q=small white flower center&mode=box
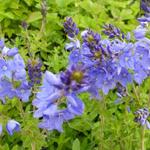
[2,65,7,71]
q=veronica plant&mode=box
[1,2,150,147]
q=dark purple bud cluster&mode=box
[21,21,28,30]
[134,108,150,128]
[140,0,150,13]
[27,59,42,87]
[82,29,101,50]
[102,24,125,39]
[138,0,150,23]
[116,83,127,98]
[63,17,79,38]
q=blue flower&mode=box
[0,79,16,103]
[69,49,82,64]
[37,93,84,132]
[6,120,20,135]
[134,25,147,40]
[16,81,31,102]
[7,48,18,57]
[33,70,85,131]
[60,64,90,92]
[1,46,18,57]
[0,48,31,103]
[65,38,80,51]
[134,64,147,84]
[115,68,133,87]
[138,15,150,23]
[0,59,12,79]
[134,41,150,70]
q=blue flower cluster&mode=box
[67,19,150,96]
[32,14,150,132]
[0,40,31,103]
[2,0,150,134]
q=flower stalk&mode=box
[141,126,145,150]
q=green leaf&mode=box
[0,11,15,20]
[12,145,19,150]
[27,12,42,23]
[56,0,74,7]
[23,0,33,6]
[72,138,80,150]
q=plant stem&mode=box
[132,84,140,106]
[141,126,145,150]
[99,96,105,150]
[31,142,36,150]
[40,0,47,37]
[18,99,25,118]
[25,28,33,58]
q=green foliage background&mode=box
[1,0,150,150]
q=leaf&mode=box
[26,12,42,23]
[0,12,15,20]
[12,145,19,150]
[23,0,33,6]
[120,9,134,20]
[56,0,74,7]
[72,138,80,150]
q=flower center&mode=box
[71,71,83,83]
[87,35,94,43]
[2,65,7,71]
[94,51,101,59]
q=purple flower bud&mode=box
[140,0,150,13]
[102,24,125,40]
[21,21,28,30]
[63,17,79,38]
[27,58,42,87]
[6,120,20,135]
[134,108,150,129]
[82,29,101,50]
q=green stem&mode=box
[141,126,145,150]
[31,142,36,150]
[40,0,47,37]
[25,29,33,58]
[99,96,105,150]
[18,99,25,118]
[132,84,140,106]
